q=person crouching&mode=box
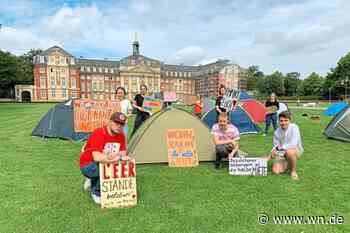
[211,112,240,169]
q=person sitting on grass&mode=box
[79,112,127,204]
[211,112,240,169]
[264,111,303,180]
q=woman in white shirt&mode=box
[116,87,132,140]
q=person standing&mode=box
[215,85,226,121]
[131,84,150,136]
[116,87,132,140]
[264,93,279,135]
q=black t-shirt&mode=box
[215,96,227,113]
[134,94,148,116]
[265,100,279,114]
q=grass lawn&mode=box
[0,103,349,233]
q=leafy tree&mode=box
[300,72,324,96]
[247,65,264,91]
[284,72,300,96]
[260,71,284,96]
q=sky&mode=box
[1,0,350,78]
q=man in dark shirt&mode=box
[264,93,279,135]
[131,84,150,136]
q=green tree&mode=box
[300,72,324,96]
[284,72,300,96]
[247,65,264,91]
[260,71,284,96]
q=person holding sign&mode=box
[263,93,279,135]
[116,87,132,140]
[79,112,127,204]
[211,113,240,169]
[131,84,150,136]
[264,111,303,180]
[215,85,227,122]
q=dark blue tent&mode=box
[202,106,261,134]
[31,100,89,141]
[324,102,348,116]
[238,91,252,101]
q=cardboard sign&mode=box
[266,106,278,114]
[164,91,177,102]
[143,96,163,115]
[166,129,199,167]
[229,157,267,176]
[73,100,121,132]
[220,88,240,111]
[99,159,137,208]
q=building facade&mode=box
[16,39,248,103]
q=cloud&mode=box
[169,46,206,65]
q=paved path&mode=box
[288,106,327,110]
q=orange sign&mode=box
[73,100,121,132]
[166,129,198,167]
[99,159,137,208]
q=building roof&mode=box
[41,46,73,57]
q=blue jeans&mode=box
[81,162,100,196]
[265,113,278,134]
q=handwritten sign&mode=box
[143,96,163,115]
[220,88,239,111]
[266,106,278,114]
[166,129,199,167]
[99,159,137,208]
[229,157,267,176]
[164,91,177,102]
[73,100,121,132]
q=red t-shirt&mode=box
[194,101,202,113]
[79,126,126,168]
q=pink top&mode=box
[211,123,240,141]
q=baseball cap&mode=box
[110,112,127,125]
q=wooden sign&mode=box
[166,129,199,167]
[99,159,137,208]
[73,100,121,132]
[220,88,239,111]
[143,96,163,115]
[229,157,267,176]
[164,91,177,102]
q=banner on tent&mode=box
[99,158,137,208]
[166,129,199,167]
[229,157,267,176]
[164,91,177,102]
[220,88,239,111]
[73,100,121,132]
[143,97,163,115]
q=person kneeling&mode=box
[79,112,127,204]
[211,113,240,169]
[264,111,303,180]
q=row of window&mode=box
[41,89,77,98]
[80,66,116,74]
[164,71,192,78]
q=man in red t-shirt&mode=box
[80,112,127,204]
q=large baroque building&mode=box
[15,39,248,103]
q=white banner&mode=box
[229,157,267,176]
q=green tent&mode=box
[324,106,350,142]
[128,107,216,164]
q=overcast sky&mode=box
[1,0,350,78]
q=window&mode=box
[51,78,55,87]
[62,78,66,87]
[40,90,46,98]
[40,76,46,87]
[111,68,114,74]
[81,83,86,91]
[51,89,56,97]
[62,89,67,98]
[60,57,65,64]
[93,67,96,72]
[80,66,85,72]
[87,66,90,72]
[71,78,76,88]
[105,67,108,73]
[99,67,102,73]
[99,81,104,91]
[55,56,59,65]
[72,90,77,98]
[175,72,178,77]
[40,68,45,73]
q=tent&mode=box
[324,102,348,116]
[238,91,252,100]
[202,107,261,134]
[277,102,289,115]
[128,107,216,163]
[31,100,89,141]
[324,106,350,142]
[241,100,266,123]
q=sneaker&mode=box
[83,178,91,192]
[91,192,101,204]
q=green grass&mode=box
[0,103,349,233]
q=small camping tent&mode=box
[202,107,261,134]
[241,100,266,123]
[31,100,89,141]
[128,107,216,163]
[277,102,289,115]
[324,102,348,116]
[324,106,350,142]
[238,91,252,100]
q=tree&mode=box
[284,72,300,96]
[20,48,43,84]
[247,65,264,91]
[300,72,324,96]
[259,71,284,96]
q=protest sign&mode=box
[266,106,278,114]
[143,96,163,115]
[229,157,267,176]
[99,158,137,208]
[73,100,121,132]
[164,91,177,102]
[166,129,199,167]
[220,88,240,111]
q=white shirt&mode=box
[120,99,132,116]
[273,123,304,154]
